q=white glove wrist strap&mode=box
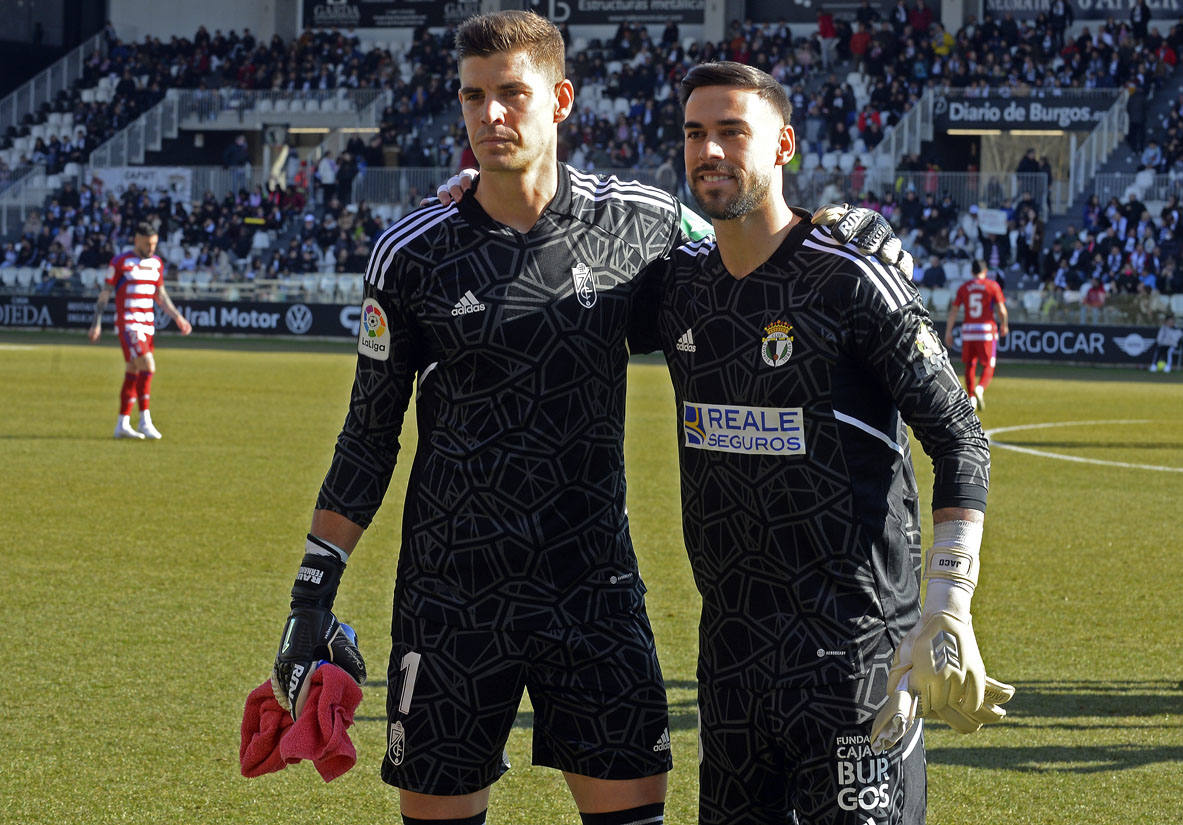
[922,519,982,618]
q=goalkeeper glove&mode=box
[272,535,366,719]
[811,203,915,281]
[869,520,1014,752]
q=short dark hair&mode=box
[972,259,987,276]
[455,11,564,84]
[134,221,157,237]
[679,61,793,125]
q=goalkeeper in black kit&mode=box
[629,62,1015,824]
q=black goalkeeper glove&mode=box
[272,535,366,719]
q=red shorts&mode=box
[118,327,155,362]
[961,338,996,366]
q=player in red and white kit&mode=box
[88,222,192,439]
[944,259,1008,411]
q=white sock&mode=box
[140,410,153,425]
[118,414,131,427]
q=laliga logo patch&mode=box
[358,298,390,361]
[388,720,406,766]
[761,319,794,367]
[572,262,597,309]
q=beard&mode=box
[689,163,771,220]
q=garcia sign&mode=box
[303,0,482,29]
[934,92,1119,130]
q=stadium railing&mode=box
[1093,171,1183,207]
[88,92,180,168]
[783,168,1048,220]
[0,31,107,135]
[0,165,51,237]
[867,86,934,175]
[173,89,390,131]
[1068,89,1131,206]
[349,166,666,207]
[87,90,391,170]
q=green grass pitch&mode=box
[1,329,1181,824]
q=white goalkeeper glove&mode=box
[811,203,915,281]
[869,520,1015,753]
[427,168,478,206]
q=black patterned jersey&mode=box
[316,164,689,630]
[640,212,990,689]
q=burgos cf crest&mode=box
[761,320,794,367]
[572,262,597,309]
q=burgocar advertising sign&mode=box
[940,321,1164,364]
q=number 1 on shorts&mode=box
[397,651,422,714]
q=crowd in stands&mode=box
[4,4,1183,317]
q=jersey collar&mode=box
[705,206,815,279]
[457,162,572,233]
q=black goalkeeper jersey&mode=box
[316,164,689,630]
[640,212,990,689]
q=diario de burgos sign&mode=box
[934,93,1119,130]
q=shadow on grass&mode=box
[928,743,1183,773]
[997,440,1183,450]
[1004,679,1183,720]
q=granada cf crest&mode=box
[388,720,406,766]
[572,262,597,308]
[761,320,794,366]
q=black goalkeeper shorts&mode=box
[697,661,927,825]
[381,608,672,796]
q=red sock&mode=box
[964,361,978,395]
[979,363,996,390]
[136,371,153,412]
[119,373,136,416]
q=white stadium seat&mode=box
[929,288,952,312]
[838,153,856,173]
[1021,290,1043,316]
[318,275,337,299]
[801,152,820,172]
[820,152,838,171]
[1170,293,1183,315]
[0,268,17,288]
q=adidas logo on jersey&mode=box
[676,329,696,352]
[451,290,486,316]
[652,728,671,752]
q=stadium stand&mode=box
[2,10,1182,324]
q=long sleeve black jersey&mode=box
[639,213,990,689]
[316,164,690,630]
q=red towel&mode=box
[239,663,363,782]
[239,680,294,777]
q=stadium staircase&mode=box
[1044,62,1183,245]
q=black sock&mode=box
[402,812,487,825]
[579,802,664,825]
